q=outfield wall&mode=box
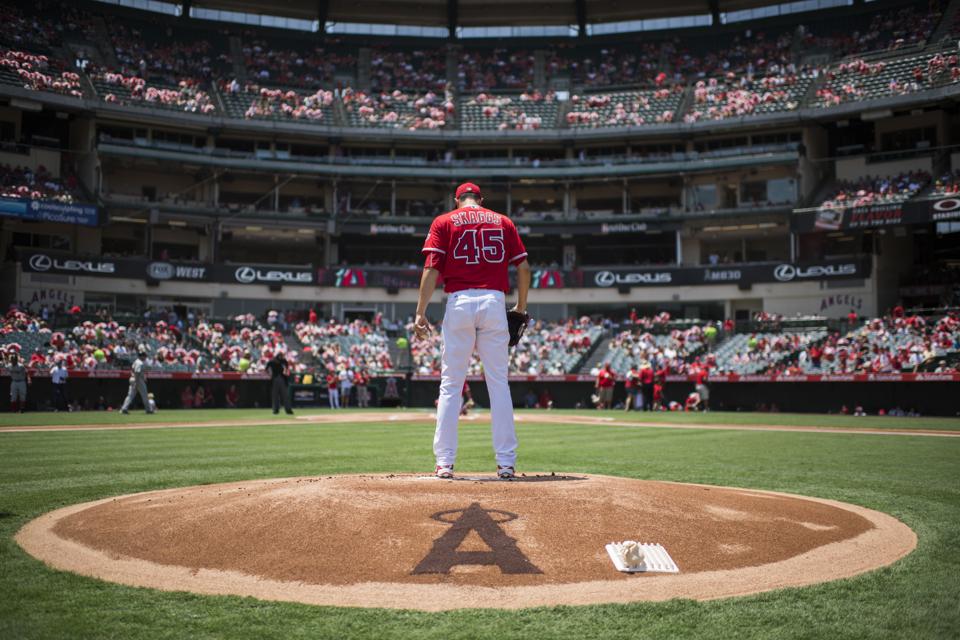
[3,376,958,417]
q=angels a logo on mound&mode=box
[412,503,542,575]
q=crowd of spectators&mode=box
[794,312,960,374]
[818,171,931,210]
[0,164,79,202]
[599,324,707,376]
[97,70,215,113]
[294,317,393,375]
[456,48,535,92]
[371,47,446,93]
[810,1,945,57]
[342,87,454,130]
[109,22,230,83]
[931,169,960,196]
[684,70,810,122]
[223,80,334,120]
[241,38,354,88]
[191,314,298,374]
[410,318,600,376]
[466,90,555,130]
[0,1,97,51]
[0,49,82,97]
[566,89,679,127]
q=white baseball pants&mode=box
[328,388,340,409]
[434,289,517,468]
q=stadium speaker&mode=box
[617,285,631,295]
[387,286,399,295]
[269,284,283,292]
[738,282,752,291]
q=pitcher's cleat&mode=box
[497,465,515,479]
[435,465,454,479]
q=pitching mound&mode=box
[16,474,915,610]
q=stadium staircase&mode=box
[285,333,313,366]
[90,16,119,68]
[555,99,572,128]
[577,333,612,374]
[675,85,695,123]
[929,0,960,44]
[227,35,246,81]
[331,98,348,127]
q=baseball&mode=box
[620,541,644,568]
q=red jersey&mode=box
[422,204,527,293]
[597,368,615,388]
[639,366,654,385]
[694,366,709,385]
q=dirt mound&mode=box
[16,474,916,610]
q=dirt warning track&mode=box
[16,474,916,611]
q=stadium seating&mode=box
[816,53,960,107]
[460,91,559,131]
[219,81,334,121]
[566,88,684,128]
[711,330,829,375]
[90,69,216,113]
[0,164,81,202]
[241,36,355,88]
[598,326,707,375]
[294,319,394,374]
[411,319,601,375]
[0,49,83,97]
[371,46,447,93]
[818,172,931,210]
[796,314,960,374]
[341,87,454,130]
[684,72,816,122]
[456,47,535,92]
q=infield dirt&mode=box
[16,474,916,610]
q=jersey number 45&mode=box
[453,228,505,264]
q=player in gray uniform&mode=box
[121,345,153,414]
[8,353,29,413]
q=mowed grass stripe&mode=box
[2,408,959,431]
[0,418,958,640]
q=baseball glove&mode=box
[507,310,530,347]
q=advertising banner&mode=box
[0,198,98,226]
[792,196,960,232]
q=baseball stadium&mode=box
[1,0,959,637]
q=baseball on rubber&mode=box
[619,541,645,568]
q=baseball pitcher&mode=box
[414,182,531,479]
[121,345,153,414]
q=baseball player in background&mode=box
[121,345,153,414]
[8,353,30,413]
[414,182,531,480]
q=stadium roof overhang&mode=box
[190,0,786,28]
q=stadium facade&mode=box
[0,0,958,323]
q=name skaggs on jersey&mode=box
[450,210,502,227]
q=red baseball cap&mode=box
[455,182,482,199]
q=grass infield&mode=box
[0,409,958,639]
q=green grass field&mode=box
[1,409,959,639]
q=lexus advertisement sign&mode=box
[21,252,314,286]
[20,252,869,289]
[583,257,870,288]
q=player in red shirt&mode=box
[413,182,531,480]
[693,363,709,412]
[595,363,616,409]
